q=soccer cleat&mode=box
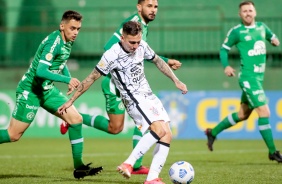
[131,166,149,175]
[269,150,282,163]
[117,163,133,179]
[60,121,69,135]
[144,178,165,184]
[73,163,103,179]
[205,128,216,151]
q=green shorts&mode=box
[101,76,125,114]
[239,77,267,109]
[12,85,69,123]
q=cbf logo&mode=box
[160,92,188,138]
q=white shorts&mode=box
[124,93,170,134]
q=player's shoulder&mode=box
[123,13,141,23]
[41,30,62,46]
[104,42,121,58]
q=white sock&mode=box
[124,131,159,166]
[146,142,170,181]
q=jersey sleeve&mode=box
[221,27,239,51]
[261,22,276,42]
[96,50,117,76]
[142,41,155,60]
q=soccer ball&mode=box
[168,161,195,184]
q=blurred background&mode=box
[0,0,281,139]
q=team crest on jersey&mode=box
[118,102,125,110]
[45,53,53,61]
[26,112,35,120]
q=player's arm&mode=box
[263,22,280,46]
[58,68,102,114]
[62,64,71,77]
[36,62,71,84]
[152,54,187,94]
[220,28,239,77]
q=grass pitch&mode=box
[0,138,281,184]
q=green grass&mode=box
[0,138,282,184]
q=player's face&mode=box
[121,33,142,53]
[239,4,256,26]
[60,19,82,42]
[137,0,158,23]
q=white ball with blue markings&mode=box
[169,161,195,184]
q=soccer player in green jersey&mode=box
[205,1,282,163]
[60,0,182,174]
[0,10,103,178]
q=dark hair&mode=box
[239,1,255,8]
[122,21,142,36]
[61,10,83,22]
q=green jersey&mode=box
[18,30,72,91]
[103,13,168,62]
[221,22,275,80]
[104,13,148,50]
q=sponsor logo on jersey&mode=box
[45,53,53,61]
[253,63,265,73]
[244,35,252,41]
[50,36,60,53]
[252,89,264,95]
[248,41,266,56]
[26,104,39,110]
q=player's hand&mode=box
[224,66,236,77]
[67,85,75,95]
[271,38,280,46]
[175,81,188,94]
[69,78,80,89]
[58,100,73,115]
[168,59,182,70]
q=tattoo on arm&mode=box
[153,55,179,82]
[70,69,101,101]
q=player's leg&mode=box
[255,104,282,162]
[0,89,39,144]
[145,122,171,184]
[205,90,252,151]
[44,87,103,178]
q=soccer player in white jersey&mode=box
[60,0,181,174]
[205,1,282,163]
[58,21,187,184]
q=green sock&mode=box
[68,123,84,169]
[133,126,144,169]
[212,113,240,137]
[80,113,109,133]
[0,129,11,144]
[93,115,109,133]
[258,117,276,154]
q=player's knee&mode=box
[68,114,83,124]
[9,132,22,142]
[108,124,123,134]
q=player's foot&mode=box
[73,163,103,179]
[60,121,69,135]
[205,128,216,151]
[144,178,165,184]
[131,166,149,175]
[269,150,282,163]
[117,163,133,179]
